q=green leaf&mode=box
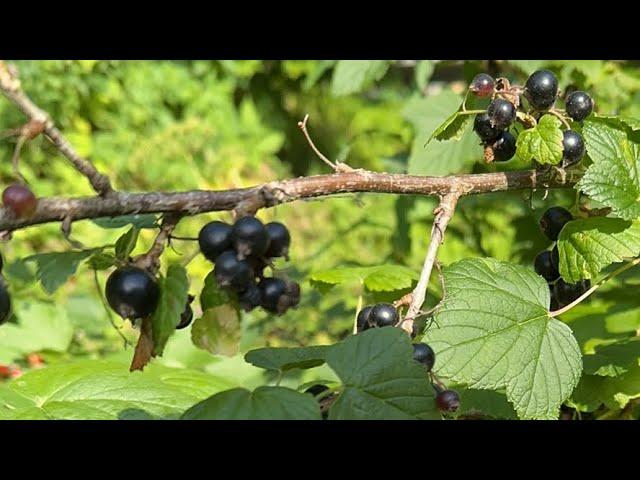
[200,270,230,311]
[557,217,640,283]
[572,363,640,412]
[330,60,390,97]
[182,386,322,420]
[594,113,640,132]
[583,338,640,377]
[414,60,434,92]
[191,305,241,357]
[515,114,564,165]
[244,346,330,372]
[403,91,481,176]
[86,252,116,271]
[0,359,233,420]
[23,250,94,294]
[92,214,159,229]
[115,226,139,260]
[0,301,74,363]
[424,258,582,419]
[426,96,480,144]
[326,328,440,420]
[453,387,517,419]
[151,264,189,356]
[309,264,419,292]
[578,121,640,220]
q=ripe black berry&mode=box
[565,91,593,122]
[492,131,517,162]
[105,266,160,320]
[259,277,287,314]
[525,70,559,110]
[469,73,494,97]
[2,184,37,218]
[562,130,585,167]
[177,305,193,330]
[238,284,262,312]
[473,113,501,143]
[554,279,591,308]
[0,282,11,325]
[435,389,461,413]
[356,305,373,333]
[214,250,254,291]
[0,251,4,274]
[231,216,269,259]
[412,343,435,372]
[539,207,573,241]
[487,99,516,130]
[551,245,560,271]
[534,250,560,282]
[369,303,398,328]
[264,222,291,259]
[198,221,232,263]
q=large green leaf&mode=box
[191,305,241,357]
[424,258,582,420]
[326,328,440,420]
[557,217,640,283]
[245,346,330,372]
[572,363,640,412]
[200,270,230,311]
[578,121,640,220]
[0,301,74,363]
[23,250,94,294]
[515,114,563,165]
[453,387,517,419]
[0,359,233,420]
[151,264,189,356]
[330,60,390,97]
[181,386,322,420]
[309,264,419,292]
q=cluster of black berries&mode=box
[355,303,459,414]
[199,216,300,315]
[471,69,593,165]
[534,207,590,310]
[0,253,11,326]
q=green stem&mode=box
[456,109,485,116]
[549,257,640,318]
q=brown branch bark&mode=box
[0,61,113,196]
[0,169,578,232]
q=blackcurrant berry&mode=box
[105,266,160,320]
[412,343,436,372]
[525,70,559,110]
[550,294,560,311]
[0,251,4,274]
[492,131,517,162]
[469,73,495,97]
[473,113,501,143]
[232,216,269,259]
[198,221,232,263]
[259,277,287,313]
[177,305,193,330]
[554,279,591,307]
[534,250,560,282]
[238,284,262,312]
[2,184,37,218]
[0,282,11,325]
[487,99,516,130]
[369,303,399,328]
[435,389,461,413]
[264,222,291,259]
[305,384,329,397]
[214,251,254,291]
[565,91,593,122]
[562,130,585,167]
[539,207,573,241]
[246,256,268,279]
[551,245,560,271]
[356,305,373,333]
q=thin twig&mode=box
[549,257,640,317]
[0,61,113,196]
[401,189,462,334]
[133,213,183,274]
[297,114,356,173]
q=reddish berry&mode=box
[2,184,37,218]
